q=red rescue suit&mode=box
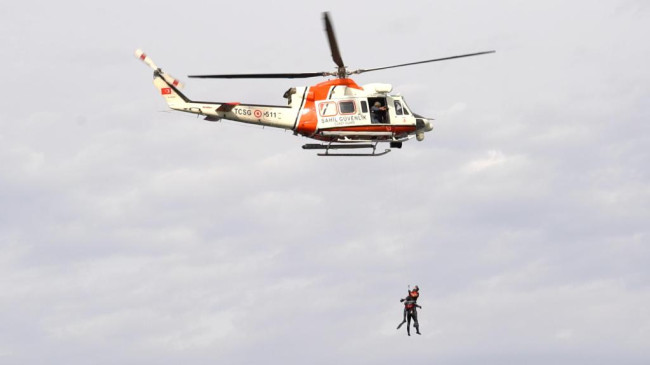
[397,288,421,336]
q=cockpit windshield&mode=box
[399,97,412,115]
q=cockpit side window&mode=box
[361,100,368,113]
[401,97,411,115]
[394,100,404,116]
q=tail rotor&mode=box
[135,49,185,89]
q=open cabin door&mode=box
[368,97,389,124]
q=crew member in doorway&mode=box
[371,101,387,123]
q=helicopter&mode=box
[136,12,494,156]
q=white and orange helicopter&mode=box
[136,12,494,156]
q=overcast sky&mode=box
[1,0,649,364]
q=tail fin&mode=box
[152,74,191,109]
[135,49,191,109]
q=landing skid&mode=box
[302,142,391,157]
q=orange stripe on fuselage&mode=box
[295,78,362,137]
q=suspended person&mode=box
[397,285,421,336]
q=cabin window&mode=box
[339,100,356,114]
[361,100,368,113]
[394,100,404,116]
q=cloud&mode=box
[462,149,512,173]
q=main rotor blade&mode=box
[188,72,328,79]
[355,50,496,74]
[323,12,345,68]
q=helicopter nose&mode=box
[416,118,433,132]
[415,118,433,141]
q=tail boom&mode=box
[138,50,296,130]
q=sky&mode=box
[1,0,649,364]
